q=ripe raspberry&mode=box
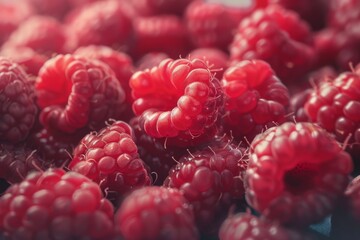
[0,47,48,76]
[304,67,360,154]
[73,45,135,105]
[219,213,313,240]
[135,52,169,71]
[130,58,224,147]
[0,0,34,46]
[184,1,243,51]
[35,54,126,135]
[130,0,194,16]
[331,175,360,240]
[230,5,316,80]
[116,186,199,240]
[0,144,44,184]
[245,122,353,227]
[131,15,191,60]
[68,120,151,202]
[221,60,289,142]
[0,57,37,144]
[164,140,248,234]
[328,0,360,29]
[130,116,187,185]
[188,48,229,80]
[65,0,133,51]
[0,168,115,239]
[1,16,67,57]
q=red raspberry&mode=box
[164,140,248,234]
[65,0,133,52]
[131,15,191,60]
[328,0,360,29]
[0,57,37,144]
[35,54,126,135]
[0,0,34,46]
[0,168,115,239]
[130,0,194,16]
[221,60,290,142]
[130,58,224,147]
[115,186,199,240]
[135,52,170,71]
[245,122,353,227]
[219,213,313,240]
[0,144,44,184]
[130,116,187,185]
[304,67,360,154]
[184,1,244,51]
[73,45,135,105]
[230,5,316,81]
[68,120,151,202]
[188,48,229,79]
[331,175,360,240]
[0,47,48,76]
[2,16,67,57]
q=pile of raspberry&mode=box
[1,0,360,239]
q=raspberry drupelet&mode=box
[130,57,224,147]
[0,169,115,239]
[245,122,353,227]
[221,59,290,142]
[115,186,199,240]
[35,54,126,135]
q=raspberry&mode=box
[328,0,360,29]
[130,116,187,185]
[331,175,360,240]
[188,48,229,80]
[230,5,316,80]
[0,57,37,144]
[245,122,353,227]
[68,120,151,203]
[304,67,360,154]
[65,0,133,51]
[115,186,199,240]
[131,15,191,60]
[0,168,115,239]
[164,139,248,234]
[0,0,34,46]
[73,45,135,105]
[1,16,67,57]
[184,1,242,51]
[221,60,290,142]
[35,54,126,135]
[0,47,48,76]
[219,213,313,240]
[0,144,44,184]
[130,58,224,147]
[135,52,169,71]
[130,0,194,16]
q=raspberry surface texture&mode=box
[0,57,37,144]
[245,122,353,227]
[0,169,115,239]
[35,54,126,135]
[115,186,199,240]
[130,57,224,147]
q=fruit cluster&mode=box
[0,0,360,239]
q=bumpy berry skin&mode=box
[2,16,67,57]
[245,122,353,227]
[230,5,316,80]
[0,57,37,144]
[0,144,44,184]
[130,0,194,16]
[131,15,190,60]
[184,1,242,51]
[130,58,223,147]
[219,213,312,240]
[68,121,151,201]
[0,169,115,239]
[115,186,199,240]
[221,60,289,142]
[35,54,126,135]
[304,68,360,151]
[65,0,133,51]
[164,140,248,234]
